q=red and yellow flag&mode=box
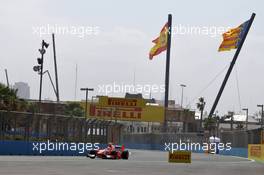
[218,20,249,52]
[149,23,168,60]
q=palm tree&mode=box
[197,97,206,131]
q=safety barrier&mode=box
[0,140,106,156]
[0,141,248,157]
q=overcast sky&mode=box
[0,0,263,115]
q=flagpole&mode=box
[208,13,256,119]
[52,33,60,102]
[163,14,172,132]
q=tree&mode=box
[253,111,262,123]
[204,117,217,131]
[0,83,32,112]
[236,123,244,130]
[27,102,38,113]
[64,102,84,117]
[0,83,18,111]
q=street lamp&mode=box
[180,84,186,108]
[257,104,263,129]
[242,108,248,130]
[33,40,49,102]
[80,88,94,118]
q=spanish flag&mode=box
[218,20,249,52]
[149,22,168,60]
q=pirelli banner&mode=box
[81,96,164,123]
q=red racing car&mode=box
[87,144,129,160]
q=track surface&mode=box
[0,150,263,175]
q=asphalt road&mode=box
[0,150,263,175]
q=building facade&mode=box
[13,82,30,99]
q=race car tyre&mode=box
[121,151,129,160]
[110,151,118,159]
[87,150,97,159]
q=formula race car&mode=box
[87,144,129,160]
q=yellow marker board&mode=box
[168,151,191,163]
[248,144,264,161]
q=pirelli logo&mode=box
[168,151,191,163]
[248,144,264,161]
[108,98,138,107]
[250,145,261,157]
